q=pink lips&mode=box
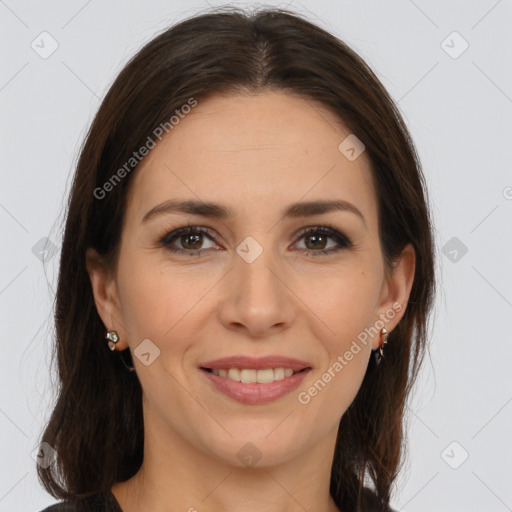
[199,355,312,405]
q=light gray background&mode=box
[1,1,511,511]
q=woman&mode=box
[37,6,436,512]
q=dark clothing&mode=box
[39,488,395,511]
[40,492,122,512]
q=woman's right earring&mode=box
[105,330,119,351]
[105,330,136,372]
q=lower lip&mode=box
[200,368,311,405]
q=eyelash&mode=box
[157,223,353,258]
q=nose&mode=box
[217,242,296,338]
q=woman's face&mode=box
[87,90,414,468]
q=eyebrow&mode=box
[141,198,367,228]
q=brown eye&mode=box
[294,226,352,257]
[160,227,218,254]
[304,232,329,250]
[180,233,203,250]
[159,224,352,258]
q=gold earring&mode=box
[379,327,389,357]
[372,327,389,366]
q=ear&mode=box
[85,247,129,350]
[373,243,416,350]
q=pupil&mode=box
[306,234,326,250]
[183,234,201,250]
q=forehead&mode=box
[124,90,378,230]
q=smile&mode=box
[203,367,303,382]
[199,367,311,405]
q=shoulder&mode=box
[38,491,122,512]
[39,504,79,512]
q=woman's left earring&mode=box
[372,327,389,366]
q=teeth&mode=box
[210,367,300,383]
[240,369,257,383]
[274,368,285,380]
[227,368,240,381]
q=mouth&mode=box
[198,356,312,404]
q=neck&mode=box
[111,402,341,512]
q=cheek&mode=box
[302,264,381,339]
[116,251,216,343]
[303,266,380,395]
[298,278,376,418]
[318,349,369,425]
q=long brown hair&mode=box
[38,7,436,511]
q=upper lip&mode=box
[200,355,312,371]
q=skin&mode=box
[86,90,415,512]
